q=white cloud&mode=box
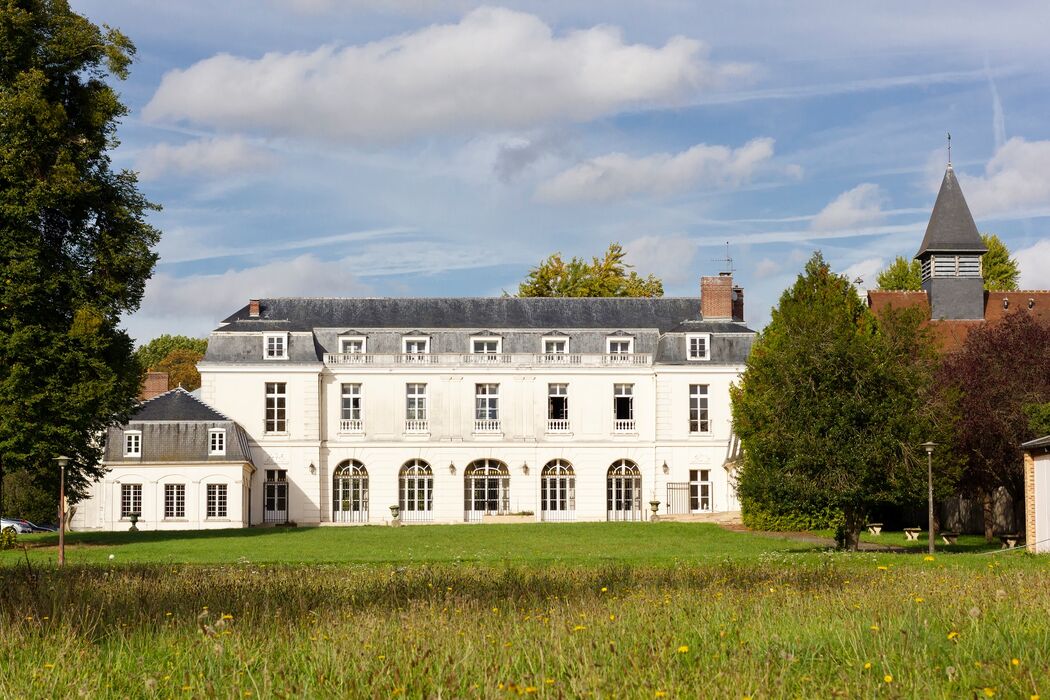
[1016,239,1050,290]
[754,258,781,278]
[136,136,275,180]
[623,235,697,286]
[958,138,1050,218]
[142,7,750,142]
[535,138,777,203]
[810,183,885,232]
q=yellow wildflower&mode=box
[655,692,667,698]
[525,687,537,694]
[877,565,888,571]
[601,587,608,593]
[984,689,996,697]
[870,624,879,631]
[863,662,872,670]
[884,674,893,683]
[914,597,924,603]
[923,555,935,561]
[677,645,689,653]
[573,625,586,631]
[947,631,959,640]
[1011,658,1020,666]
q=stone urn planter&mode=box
[128,513,140,532]
[649,500,661,522]
[389,504,401,526]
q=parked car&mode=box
[1,517,35,534]
[27,522,57,532]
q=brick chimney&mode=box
[732,285,745,322]
[249,299,260,318]
[141,371,169,400]
[701,273,734,320]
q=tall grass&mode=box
[2,556,1048,698]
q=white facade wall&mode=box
[199,356,745,525]
[71,463,252,531]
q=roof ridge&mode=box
[133,387,232,422]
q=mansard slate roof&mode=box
[104,389,254,465]
[218,297,715,333]
[915,165,987,259]
[131,387,229,421]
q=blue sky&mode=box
[71,1,1050,341]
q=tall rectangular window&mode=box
[689,384,710,433]
[120,484,142,518]
[341,383,362,420]
[475,383,499,420]
[548,383,568,420]
[206,483,228,518]
[406,383,427,421]
[124,431,141,457]
[613,384,634,420]
[164,483,186,519]
[265,382,287,433]
[208,429,226,455]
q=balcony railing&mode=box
[474,418,501,433]
[339,418,363,433]
[547,419,570,433]
[405,419,429,433]
[324,352,652,368]
[613,418,636,433]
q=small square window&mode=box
[209,429,226,456]
[124,431,141,457]
[607,338,633,355]
[339,337,366,354]
[402,337,430,355]
[263,333,288,360]
[471,337,501,354]
[687,334,711,361]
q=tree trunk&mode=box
[981,489,995,542]
[841,508,866,551]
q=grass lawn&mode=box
[2,523,1047,698]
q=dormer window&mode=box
[339,336,366,354]
[543,337,568,355]
[124,431,141,457]
[209,428,226,456]
[264,333,288,360]
[471,337,501,354]
[687,334,711,361]
[607,337,633,355]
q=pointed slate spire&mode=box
[914,165,987,259]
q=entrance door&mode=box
[689,469,712,513]
[264,469,288,523]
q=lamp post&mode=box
[55,456,70,567]
[920,442,937,555]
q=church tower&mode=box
[914,164,987,320]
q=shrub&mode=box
[741,498,843,532]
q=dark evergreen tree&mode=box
[731,253,955,549]
[0,0,159,503]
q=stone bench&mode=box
[867,523,883,536]
[940,531,959,545]
[997,533,1021,549]
[903,527,922,541]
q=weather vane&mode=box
[711,241,735,274]
[947,132,951,166]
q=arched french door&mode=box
[607,459,642,521]
[463,459,510,522]
[399,459,433,523]
[540,459,575,522]
[333,460,368,523]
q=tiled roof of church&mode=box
[915,165,987,258]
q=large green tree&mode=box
[875,234,1019,291]
[0,1,159,505]
[517,243,663,297]
[731,253,955,549]
[135,334,207,390]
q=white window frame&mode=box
[402,336,430,355]
[607,337,634,355]
[265,382,287,434]
[406,383,428,421]
[164,483,186,519]
[120,483,142,518]
[689,384,710,434]
[206,483,228,518]
[475,383,500,423]
[471,336,502,354]
[208,428,226,456]
[338,336,367,354]
[263,332,289,360]
[687,333,711,361]
[124,431,141,457]
[542,337,568,355]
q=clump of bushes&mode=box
[741,498,843,532]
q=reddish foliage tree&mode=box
[939,312,1050,537]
